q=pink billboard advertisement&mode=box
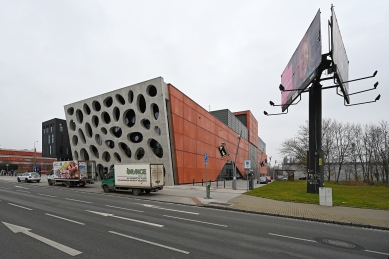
[281,10,322,112]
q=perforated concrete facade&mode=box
[64,77,175,186]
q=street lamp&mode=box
[232,133,242,190]
[34,141,38,171]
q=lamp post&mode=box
[34,141,38,171]
[232,133,242,190]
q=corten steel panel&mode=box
[169,85,184,101]
[171,96,184,117]
[174,133,184,151]
[176,150,184,168]
[183,120,197,138]
[184,104,197,124]
[183,135,197,154]
[183,152,197,168]
[177,167,184,183]
[172,114,183,134]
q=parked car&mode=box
[17,172,41,183]
[258,176,268,184]
[266,176,272,182]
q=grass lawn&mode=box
[246,180,389,210]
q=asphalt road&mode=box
[0,180,388,258]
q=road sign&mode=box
[204,153,208,163]
[244,160,251,169]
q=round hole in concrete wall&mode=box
[78,129,86,144]
[85,122,93,138]
[149,138,163,158]
[69,120,76,131]
[110,126,122,138]
[72,135,78,146]
[135,147,145,160]
[104,96,113,107]
[141,119,151,130]
[105,140,115,149]
[128,90,134,103]
[119,142,131,158]
[92,115,99,128]
[154,126,161,135]
[124,109,136,128]
[113,107,120,122]
[116,94,125,105]
[73,150,79,160]
[128,132,143,143]
[76,109,84,124]
[95,134,102,146]
[152,104,159,120]
[67,107,74,115]
[102,151,111,162]
[90,145,99,158]
[80,148,89,161]
[147,85,157,97]
[92,101,101,111]
[114,152,121,162]
[137,94,146,113]
[101,127,107,135]
[102,112,111,124]
[83,103,91,115]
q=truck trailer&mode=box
[101,164,164,195]
[48,161,96,187]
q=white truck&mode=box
[101,164,164,195]
[48,161,96,187]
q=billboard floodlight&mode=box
[374,82,378,89]
[373,70,378,77]
[263,109,289,116]
[279,84,285,91]
[375,94,381,101]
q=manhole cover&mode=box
[315,237,364,250]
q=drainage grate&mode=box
[316,237,364,250]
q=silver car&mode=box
[17,172,41,183]
[258,176,268,184]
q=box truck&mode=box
[48,161,96,187]
[101,164,164,195]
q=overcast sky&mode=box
[1,0,387,165]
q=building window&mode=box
[48,135,50,144]
[66,147,69,155]
[52,134,54,143]
[59,123,63,132]
[50,125,53,132]
[49,146,52,154]
[59,146,63,154]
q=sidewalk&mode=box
[1,176,388,230]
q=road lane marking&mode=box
[109,231,189,254]
[105,205,144,213]
[139,204,199,215]
[16,190,31,193]
[45,214,85,225]
[87,210,163,227]
[269,233,317,243]
[2,222,82,256]
[66,198,92,204]
[38,193,57,198]
[15,186,29,189]
[163,215,227,227]
[365,250,389,256]
[8,203,33,210]
[0,187,11,190]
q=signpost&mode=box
[244,160,251,191]
[204,153,210,199]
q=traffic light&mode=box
[218,145,227,158]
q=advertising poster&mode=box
[53,161,79,179]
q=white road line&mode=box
[269,233,317,243]
[8,203,33,210]
[45,213,85,225]
[65,198,92,204]
[163,215,227,227]
[0,187,11,190]
[105,205,144,213]
[87,210,163,227]
[109,231,190,254]
[16,190,31,193]
[365,250,389,256]
[15,186,29,189]
[139,204,199,215]
[38,193,57,198]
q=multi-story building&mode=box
[63,77,268,185]
[0,148,56,172]
[42,118,72,161]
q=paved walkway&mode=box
[1,176,388,230]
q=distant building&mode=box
[0,148,56,172]
[42,118,72,161]
[63,77,268,185]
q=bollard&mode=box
[193,179,194,185]
[202,179,203,186]
[224,180,225,188]
[206,184,211,199]
[217,180,218,187]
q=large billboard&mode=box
[331,7,350,104]
[281,10,322,112]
